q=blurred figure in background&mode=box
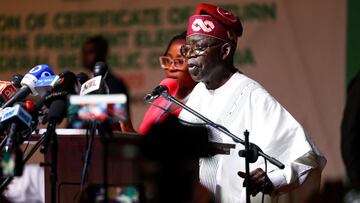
[68,35,131,129]
[341,71,360,202]
[81,35,129,96]
[121,31,197,134]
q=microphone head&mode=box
[11,74,24,89]
[44,71,78,107]
[34,75,60,97]
[0,82,17,102]
[21,64,55,95]
[55,70,78,94]
[93,61,108,78]
[0,104,32,128]
[159,78,179,96]
[48,99,67,123]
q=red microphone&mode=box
[0,81,17,104]
[144,78,179,102]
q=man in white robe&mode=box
[178,3,326,203]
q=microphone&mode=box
[35,71,77,112]
[40,99,67,154]
[1,64,54,108]
[47,99,67,124]
[0,81,17,105]
[144,78,179,102]
[34,75,60,97]
[10,74,24,89]
[79,62,110,96]
[93,61,108,78]
[0,104,31,176]
[93,61,109,94]
[1,104,32,153]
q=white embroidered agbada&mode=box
[178,72,325,203]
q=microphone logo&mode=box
[79,76,102,96]
[0,82,17,100]
[4,88,16,99]
[29,66,42,73]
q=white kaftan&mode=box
[178,72,325,203]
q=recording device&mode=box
[1,64,54,108]
[144,78,179,102]
[69,94,127,122]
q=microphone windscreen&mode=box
[159,78,179,96]
[48,99,67,123]
[93,61,108,77]
[11,74,24,88]
[56,71,77,94]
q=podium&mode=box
[40,128,235,203]
[42,129,142,203]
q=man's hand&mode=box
[238,168,274,196]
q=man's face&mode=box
[81,42,98,72]
[184,35,223,86]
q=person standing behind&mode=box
[178,3,326,202]
[121,32,197,134]
[341,71,360,199]
[81,35,130,106]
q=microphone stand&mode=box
[0,135,8,151]
[98,119,113,203]
[80,120,97,190]
[160,92,285,203]
[0,132,47,190]
[40,120,58,203]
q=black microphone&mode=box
[93,61,109,94]
[93,61,108,78]
[40,99,67,154]
[37,71,77,110]
[10,74,24,89]
[144,78,179,102]
[79,62,109,95]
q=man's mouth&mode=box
[188,63,200,71]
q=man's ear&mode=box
[221,43,232,60]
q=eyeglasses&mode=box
[159,56,187,70]
[180,43,223,58]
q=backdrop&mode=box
[0,0,348,184]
